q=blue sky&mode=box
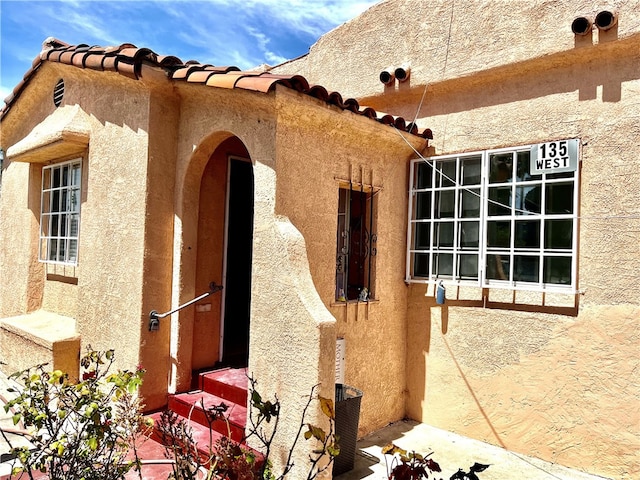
[0,0,379,103]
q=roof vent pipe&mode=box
[571,17,592,35]
[379,67,395,85]
[595,10,617,31]
[395,64,411,82]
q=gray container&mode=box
[333,384,363,476]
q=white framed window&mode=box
[40,159,82,265]
[407,141,579,292]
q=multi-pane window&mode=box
[40,159,82,265]
[407,142,579,291]
[336,186,377,301]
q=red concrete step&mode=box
[198,367,249,407]
[125,435,176,480]
[147,410,226,464]
[168,390,247,442]
[146,410,264,474]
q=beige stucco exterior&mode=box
[270,1,640,478]
[0,37,426,476]
[1,0,638,478]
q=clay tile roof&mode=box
[0,38,433,139]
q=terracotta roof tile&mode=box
[84,54,105,71]
[0,38,433,139]
[71,51,88,68]
[205,71,246,89]
[102,55,118,72]
[307,85,329,102]
[234,75,283,93]
[185,70,217,84]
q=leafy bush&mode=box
[383,443,490,480]
[2,348,148,480]
[158,378,339,480]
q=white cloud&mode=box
[245,26,288,67]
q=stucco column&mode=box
[248,160,337,478]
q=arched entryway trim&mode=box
[170,132,253,393]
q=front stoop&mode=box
[146,367,261,473]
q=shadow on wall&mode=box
[416,33,636,119]
[413,291,507,449]
[405,284,579,449]
[437,304,507,449]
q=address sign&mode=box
[530,139,579,175]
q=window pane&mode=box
[433,253,453,276]
[42,191,51,214]
[60,214,68,237]
[515,220,540,248]
[514,255,539,282]
[62,189,69,211]
[487,221,510,248]
[42,168,51,189]
[62,165,70,187]
[515,185,541,214]
[516,151,541,182]
[434,222,454,248]
[544,256,572,284]
[489,153,513,183]
[48,239,58,261]
[412,253,430,277]
[70,187,80,212]
[460,189,480,218]
[545,182,574,214]
[487,254,510,280]
[69,213,80,238]
[415,162,432,189]
[59,238,66,260]
[488,186,511,215]
[459,221,479,248]
[68,240,78,263]
[545,219,572,249]
[71,163,81,186]
[51,190,60,213]
[434,190,455,218]
[461,156,481,185]
[413,222,431,249]
[436,161,456,187]
[414,192,432,219]
[52,167,61,188]
[459,254,478,279]
[51,215,59,236]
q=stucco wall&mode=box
[272,88,428,436]
[271,1,640,478]
[0,65,61,320]
[274,0,640,104]
[0,63,158,388]
[167,84,343,476]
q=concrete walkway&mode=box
[335,420,611,480]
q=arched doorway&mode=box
[192,137,253,371]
